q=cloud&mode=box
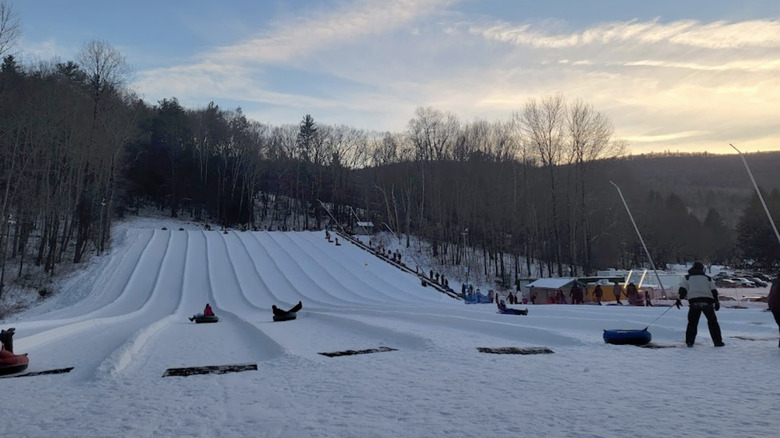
[624,130,708,144]
[462,17,780,153]
[210,0,457,65]
[474,18,780,50]
[135,0,456,110]
[624,59,780,73]
[133,8,780,154]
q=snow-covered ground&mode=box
[1,217,778,438]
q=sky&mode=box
[1,215,779,437]
[7,0,780,155]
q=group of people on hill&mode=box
[586,282,652,306]
[381,248,401,263]
[428,270,448,288]
[368,241,405,266]
[618,282,652,306]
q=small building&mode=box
[524,278,577,304]
[352,221,374,235]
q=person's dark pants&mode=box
[686,302,723,346]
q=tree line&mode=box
[1,7,778,296]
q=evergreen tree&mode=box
[735,191,780,267]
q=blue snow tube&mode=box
[603,328,651,346]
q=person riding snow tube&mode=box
[0,328,29,376]
[497,300,529,315]
[189,303,219,323]
[272,301,302,321]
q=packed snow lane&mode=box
[17,227,155,320]
[286,231,446,304]
[8,230,184,379]
[252,231,357,306]
[266,232,386,305]
[124,230,287,378]
[202,230,445,359]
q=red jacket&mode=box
[203,304,215,316]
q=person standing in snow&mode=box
[626,282,640,305]
[613,282,623,305]
[570,283,584,304]
[593,285,603,305]
[767,271,780,348]
[676,262,724,347]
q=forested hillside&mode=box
[357,151,779,283]
[1,36,779,300]
[617,152,780,228]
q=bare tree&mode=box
[518,95,567,275]
[77,40,131,121]
[566,99,622,274]
[370,132,401,166]
[0,1,21,57]
[69,40,131,262]
[407,107,459,161]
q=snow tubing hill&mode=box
[194,315,219,324]
[603,328,652,346]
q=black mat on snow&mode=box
[638,343,682,349]
[731,336,777,341]
[2,367,74,378]
[477,347,554,355]
[162,363,257,377]
[318,346,398,357]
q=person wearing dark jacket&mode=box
[767,272,780,348]
[497,299,528,315]
[676,262,724,347]
[593,285,603,305]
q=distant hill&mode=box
[614,151,780,228]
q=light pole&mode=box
[98,198,106,255]
[0,215,14,298]
[461,228,469,285]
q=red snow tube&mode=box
[0,347,29,376]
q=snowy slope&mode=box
[1,218,778,438]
